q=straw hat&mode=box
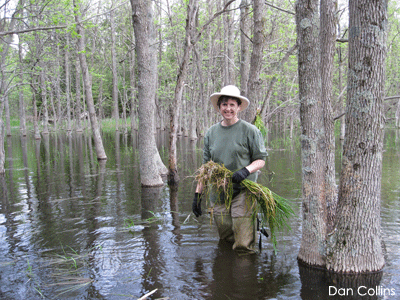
[209,85,250,112]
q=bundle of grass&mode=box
[195,161,294,250]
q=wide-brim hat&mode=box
[209,85,250,112]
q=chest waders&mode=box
[210,192,258,254]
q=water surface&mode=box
[0,129,399,300]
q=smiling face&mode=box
[218,98,241,124]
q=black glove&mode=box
[192,193,202,217]
[232,183,244,199]
[232,167,250,184]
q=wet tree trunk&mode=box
[131,0,166,186]
[74,0,107,160]
[110,8,119,130]
[244,0,264,123]
[327,0,387,273]
[239,0,250,97]
[296,0,326,267]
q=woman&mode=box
[193,85,268,253]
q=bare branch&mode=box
[0,25,67,36]
[384,96,400,101]
[265,1,295,15]
[194,0,236,43]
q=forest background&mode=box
[0,0,399,154]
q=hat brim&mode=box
[209,93,250,112]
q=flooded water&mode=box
[0,129,399,300]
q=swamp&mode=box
[1,127,400,300]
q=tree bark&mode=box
[168,0,198,184]
[296,0,327,267]
[131,0,167,186]
[110,8,120,130]
[327,0,387,273]
[4,95,11,136]
[223,0,234,85]
[239,0,250,97]
[244,0,264,123]
[74,0,107,160]
[75,60,82,132]
[19,88,27,136]
[0,119,4,174]
[65,34,72,132]
[320,0,338,233]
[31,79,41,140]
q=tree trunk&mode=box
[296,0,326,267]
[4,95,11,136]
[110,8,120,130]
[327,0,387,273]
[40,66,49,134]
[131,0,166,186]
[168,0,198,184]
[320,0,338,233]
[65,34,72,132]
[223,0,234,85]
[244,0,264,123]
[0,119,4,174]
[31,79,41,140]
[74,0,107,160]
[19,88,27,136]
[75,60,83,132]
[129,33,137,132]
[55,42,62,130]
[239,0,250,97]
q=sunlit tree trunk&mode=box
[296,0,326,267]
[74,0,107,160]
[131,0,167,186]
[327,0,387,273]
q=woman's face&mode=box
[218,99,241,122]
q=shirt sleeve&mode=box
[202,132,211,164]
[249,127,268,162]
